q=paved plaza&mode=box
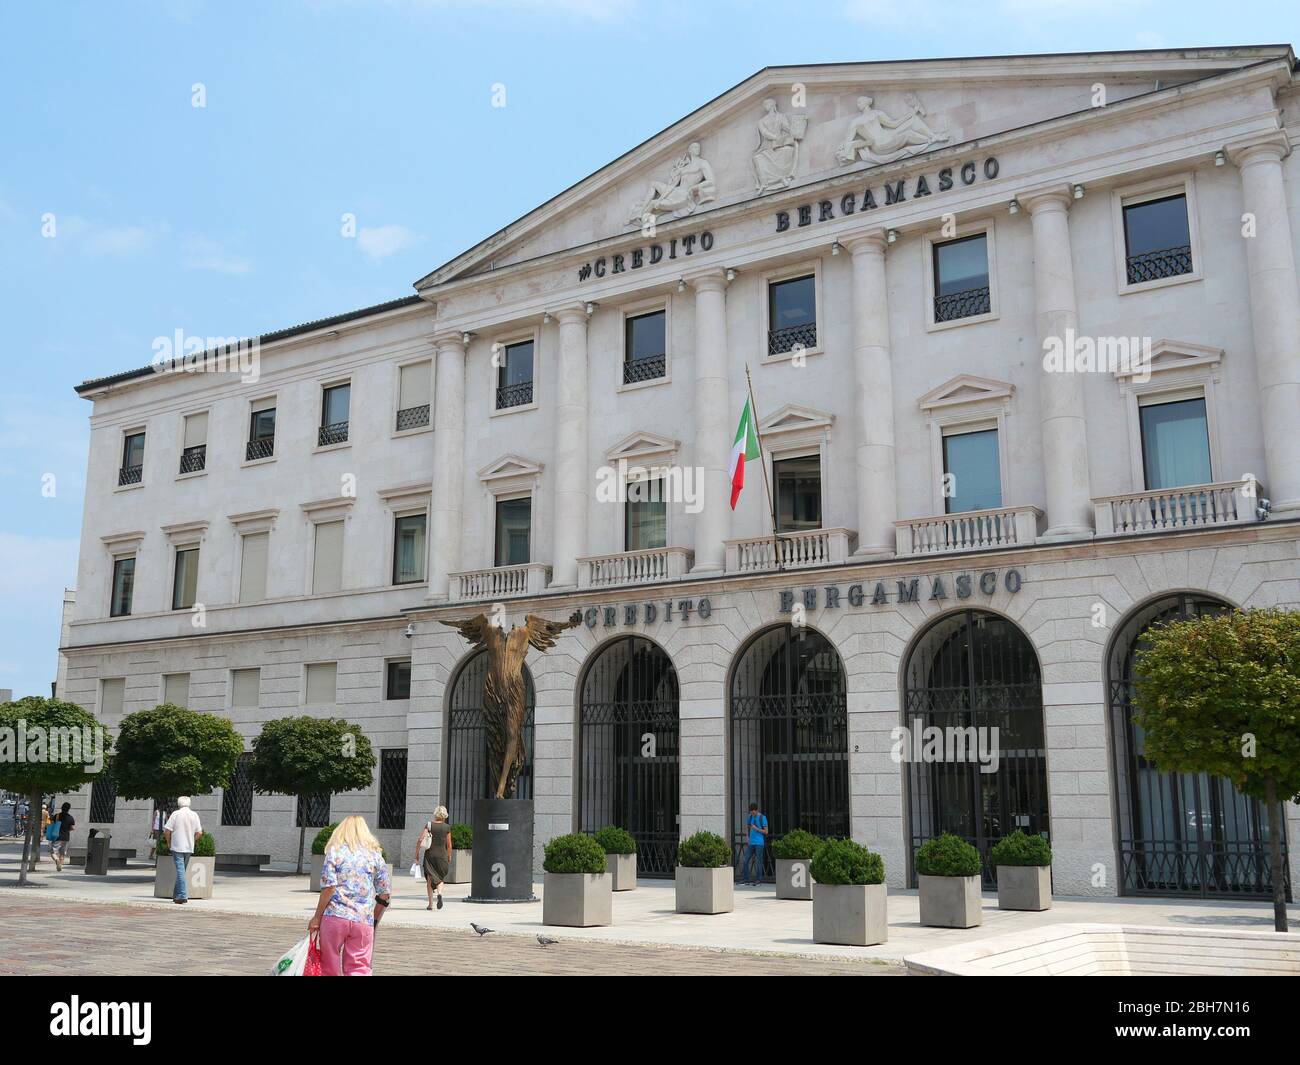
[2,842,1294,975]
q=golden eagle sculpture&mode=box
[441,610,582,798]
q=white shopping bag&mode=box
[409,861,421,880]
[270,936,311,976]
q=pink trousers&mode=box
[319,914,375,976]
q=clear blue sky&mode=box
[0,0,1294,701]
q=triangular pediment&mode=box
[919,374,1014,412]
[759,404,834,438]
[603,430,679,463]
[477,453,543,482]
[1115,338,1223,380]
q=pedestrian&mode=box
[147,806,162,860]
[50,802,74,871]
[414,805,452,911]
[740,801,768,885]
[162,796,203,905]
[308,815,391,976]
[16,799,29,840]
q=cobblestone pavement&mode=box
[0,896,905,976]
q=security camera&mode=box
[404,621,415,639]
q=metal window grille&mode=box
[378,749,408,830]
[221,753,254,827]
[296,792,331,828]
[89,773,117,823]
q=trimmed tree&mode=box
[0,696,112,886]
[110,703,244,859]
[249,717,375,874]
[1131,607,1300,932]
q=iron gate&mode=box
[1110,594,1289,899]
[904,610,1048,887]
[579,636,680,876]
[444,650,535,823]
[730,625,849,880]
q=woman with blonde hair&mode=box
[308,815,391,976]
[414,805,453,910]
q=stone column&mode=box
[1229,134,1300,515]
[426,332,467,602]
[1025,189,1094,539]
[689,269,730,575]
[847,232,897,557]
[549,305,589,590]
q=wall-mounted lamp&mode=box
[831,241,843,255]
[724,267,737,282]
[543,311,552,324]
[584,301,598,316]
[677,278,687,293]
[1072,184,1085,200]
[461,331,474,346]
[886,229,898,244]
[403,621,415,639]
[1008,198,1020,215]
[1214,150,1226,167]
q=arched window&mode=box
[443,650,535,823]
[1109,594,1288,899]
[904,609,1046,885]
[578,636,680,877]
[730,625,849,879]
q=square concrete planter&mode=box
[607,852,636,891]
[996,864,1052,911]
[309,853,326,892]
[153,856,215,900]
[543,872,612,927]
[448,850,472,884]
[813,882,888,946]
[918,874,983,928]
[675,866,734,914]
[775,857,815,900]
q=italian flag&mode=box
[729,397,760,509]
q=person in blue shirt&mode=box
[741,802,768,885]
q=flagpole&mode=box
[744,364,784,572]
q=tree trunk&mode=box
[1265,777,1288,933]
[17,789,40,885]
[297,819,306,876]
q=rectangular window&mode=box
[247,399,276,461]
[495,340,534,409]
[239,531,269,602]
[767,275,816,355]
[221,752,254,827]
[89,773,116,823]
[110,556,135,617]
[172,546,199,610]
[623,310,666,384]
[1124,193,1192,285]
[119,431,145,486]
[162,672,190,707]
[378,749,408,830]
[305,662,337,706]
[392,513,427,584]
[231,668,260,710]
[774,454,821,533]
[386,659,412,701]
[943,427,1002,513]
[933,234,991,322]
[100,678,125,717]
[180,412,208,474]
[1139,397,1211,490]
[625,476,667,550]
[494,497,532,566]
[312,520,344,594]
[297,792,331,829]
[319,383,351,446]
[397,361,432,430]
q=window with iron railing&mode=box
[933,233,991,323]
[378,749,408,830]
[319,383,350,445]
[246,404,276,461]
[395,404,429,431]
[496,339,534,410]
[1123,193,1192,285]
[396,360,431,430]
[624,310,666,384]
[119,431,145,485]
[179,444,206,474]
[767,275,816,355]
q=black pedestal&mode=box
[467,797,537,903]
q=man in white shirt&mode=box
[163,797,203,905]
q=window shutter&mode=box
[251,396,276,413]
[239,532,269,602]
[183,412,208,448]
[312,520,344,593]
[305,662,337,705]
[232,668,260,709]
[163,673,190,706]
[399,361,431,410]
[101,678,125,716]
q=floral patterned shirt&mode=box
[320,844,390,925]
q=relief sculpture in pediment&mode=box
[628,141,717,226]
[751,98,807,193]
[835,93,949,166]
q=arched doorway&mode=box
[904,609,1047,886]
[1109,593,1289,899]
[443,650,536,822]
[578,636,680,877]
[730,625,849,880]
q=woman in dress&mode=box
[307,815,391,976]
[415,805,453,911]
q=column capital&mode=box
[1225,130,1291,168]
[685,267,729,293]
[1020,185,1074,215]
[844,229,889,256]
[555,303,589,325]
[430,330,469,354]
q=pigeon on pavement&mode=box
[470,923,494,937]
[537,935,559,947]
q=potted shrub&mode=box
[915,834,983,929]
[593,826,637,891]
[770,828,822,900]
[990,830,1052,911]
[810,838,887,946]
[153,831,216,900]
[448,823,473,884]
[675,831,733,914]
[542,833,611,927]
[309,824,336,891]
